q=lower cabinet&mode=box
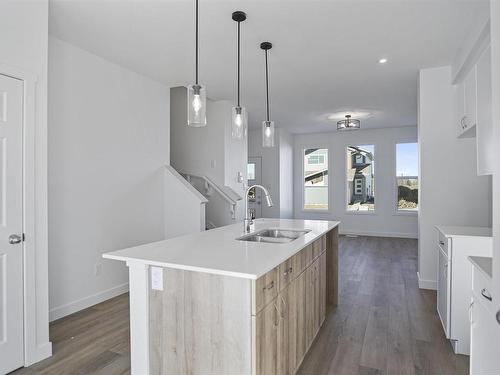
[255,244,327,375]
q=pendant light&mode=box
[337,114,361,130]
[261,42,275,147]
[231,11,247,140]
[187,0,207,127]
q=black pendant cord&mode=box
[264,49,270,122]
[237,21,240,107]
[195,0,199,85]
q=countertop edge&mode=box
[468,256,493,280]
[435,225,493,238]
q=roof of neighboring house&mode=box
[347,146,373,161]
[305,169,328,182]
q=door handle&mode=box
[9,234,22,244]
[481,288,492,302]
[496,310,500,325]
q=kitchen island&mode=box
[103,218,340,375]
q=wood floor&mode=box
[12,235,468,375]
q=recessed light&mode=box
[379,58,388,64]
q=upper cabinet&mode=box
[476,46,493,176]
[454,44,493,176]
[455,67,477,138]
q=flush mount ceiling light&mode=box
[261,41,275,148]
[337,115,361,130]
[187,0,206,127]
[379,58,388,64]
[231,11,247,140]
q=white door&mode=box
[0,74,24,374]
[437,247,450,337]
[247,157,262,219]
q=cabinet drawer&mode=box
[438,231,449,256]
[254,267,279,314]
[312,236,326,260]
[472,267,493,313]
[279,257,295,291]
[293,244,313,276]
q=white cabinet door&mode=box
[437,246,450,337]
[0,74,24,374]
[476,46,493,175]
[464,66,477,130]
[454,81,466,137]
[470,296,498,375]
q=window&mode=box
[396,143,418,211]
[346,145,375,211]
[304,148,328,210]
[247,163,256,180]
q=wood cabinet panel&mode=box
[277,281,297,375]
[256,301,279,375]
[279,257,295,292]
[254,267,279,314]
[294,270,307,365]
[319,252,327,325]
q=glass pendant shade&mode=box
[262,120,275,148]
[187,84,207,127]
[232,106,247,140]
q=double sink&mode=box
[237,228,311,244]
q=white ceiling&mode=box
[49,0,489,134]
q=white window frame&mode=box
[345,144,377,215]
[302,146,330,213]
[394,142,419,216]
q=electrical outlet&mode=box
[94,263,102,277]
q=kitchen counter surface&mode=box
[436,225,492,238]
[468,256,493,280]
[103,218,340,279]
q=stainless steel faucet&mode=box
[244,184,273,233]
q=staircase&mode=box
[179,171,242,228]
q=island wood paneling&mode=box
[326,226,339,309]
[149,268,253,375]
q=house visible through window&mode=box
[346,145,375,211]
[247,163,256,180]
[396,143,419,211]
[304,148,328,210]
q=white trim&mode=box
[0,63,51,366]
[417,271,437,290]
[339,229,418,239]
[128,261,150,375]
[49,283,129,322]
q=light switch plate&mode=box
[151,266,163,291]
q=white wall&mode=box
[170,86,247,223]
[293,127,419,238]
[0,0,51,363]
[248,129,281,218]
[48,37,170,320]
[418,66,492,288]
[279,129,294,219]
[164,165,206,238]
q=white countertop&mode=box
[436,225,492,238]
[103,218,340,279]
[468,256,493,280]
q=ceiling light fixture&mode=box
[379,58,388,64]
[261,41,275,147]
[337,115,361,130]
[231,11,247,140]
[187,0,207,127]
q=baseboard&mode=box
[25,341,52,367]
[417,272,437,290]
[339,229,418,239]
[49,283,129,322]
